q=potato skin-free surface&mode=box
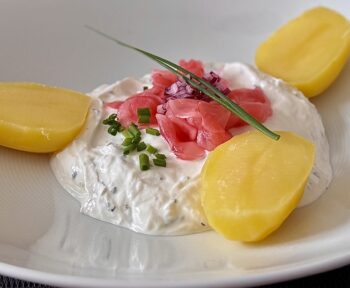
[256,7,350,98]
[0,82,91,153]
[201,131,315,242]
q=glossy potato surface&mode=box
[0,82,91,153]
[256,7,350,97]
[201,131,315,242]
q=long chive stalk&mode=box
[86,26,280,141]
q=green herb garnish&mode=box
[131,135,141,145]
[121,137,133,146]
[138,115,150,124]
[117,125,125,132]
[139,153,150,171]
[103,114,122,136]
[138,108,151,116]
[103,113,167,171]
[103,113,117,125]
[123,143,137,155]
[107,126,118,136]
[146,127,161,136]
[122,129,132,138]
[87,26,280,141]
[137,108,151,124]
[137,141,147,151]
[155,153,166,160]
[153,158,166,167]
[146,144,158,154]
[128,123,141,137]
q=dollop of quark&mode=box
[50,63,332,235]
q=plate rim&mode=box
[1,1,349,287]
[1,250,350,288]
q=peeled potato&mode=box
[0,82,91,153]
[201,131,315,242]
[256,7,350,97]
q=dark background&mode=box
[1,263,350,288]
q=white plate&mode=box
[0,0,349,287]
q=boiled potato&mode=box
[0,82,91,153]
[201,131,315,242]
[256,7,350,97]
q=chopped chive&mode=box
[103,113,124,136]
[128,123,141,137]
[132,135,142,144]
[123,143,136,155]
[117,125,125,132]
[146,144,158,154]
[146,127,160,136]
[137,108,151,117]
[138,115,150,124]
[122,129,133,138]
[103,119,116,125]
[102,118,111,125]
[108,126,118,136]
[137,108,151,123]
[139,153,150,171]
[114,122,122,130]
[103,114,118,125]
[137,142,147,151]
[155,153,166,160]
[153,158,166,167]
[121,137,133,146]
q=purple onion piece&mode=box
[161,70,232,112]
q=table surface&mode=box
[1,264,350,288]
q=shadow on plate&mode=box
[0,148,54,248]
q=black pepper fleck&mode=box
[112,187,118,194]
[125,204,129,210]
[173,199,177,204]
[111,206,116,212]
[201,222,206,226]
[71,171,78,180]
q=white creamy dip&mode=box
[50,63,332,235]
